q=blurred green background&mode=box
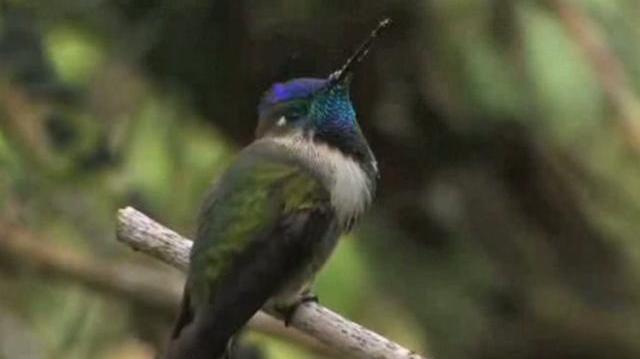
[1,0,640,358]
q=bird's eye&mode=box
[283,102,308,122]
[287,112,302,121]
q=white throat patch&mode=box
[271,134,373,228]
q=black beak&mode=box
[328,18,392,85]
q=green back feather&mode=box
[189,142,329,306]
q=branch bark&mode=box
[116,206,427,359]
[0,216,329,356]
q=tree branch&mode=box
[116,206,427,359]
[0,216,330,356]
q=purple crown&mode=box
[259,78,327,112]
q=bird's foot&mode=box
[300,292,319,304]
[277,292,319,327]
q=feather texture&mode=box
[165,140,336,359]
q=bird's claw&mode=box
[300,292,319,304]
[279,292,319,327]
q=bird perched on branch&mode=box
[165,18,391,359]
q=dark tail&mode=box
[164,208,332,358]
[164,289,233,359]
[165,338,230,359]
[164,323,233,359]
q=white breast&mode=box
[271,134,373,228]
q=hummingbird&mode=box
[165,18,391,359]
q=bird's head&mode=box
[255,19,391,152]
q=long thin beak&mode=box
[328,18,392,85]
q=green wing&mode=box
[190,145,328,304]
[167,140,332,358]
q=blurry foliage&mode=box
[1,0,640,359]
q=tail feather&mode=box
[165,327,231,359]
[164,288,231,359]
[165,208,334,358]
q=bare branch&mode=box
[116,206,428,359]
[0,216,329,355]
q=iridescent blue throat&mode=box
[259,78,357,136]
[309,85,357,136]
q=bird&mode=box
[165,18,391,359]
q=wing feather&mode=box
[165,141,332,359]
